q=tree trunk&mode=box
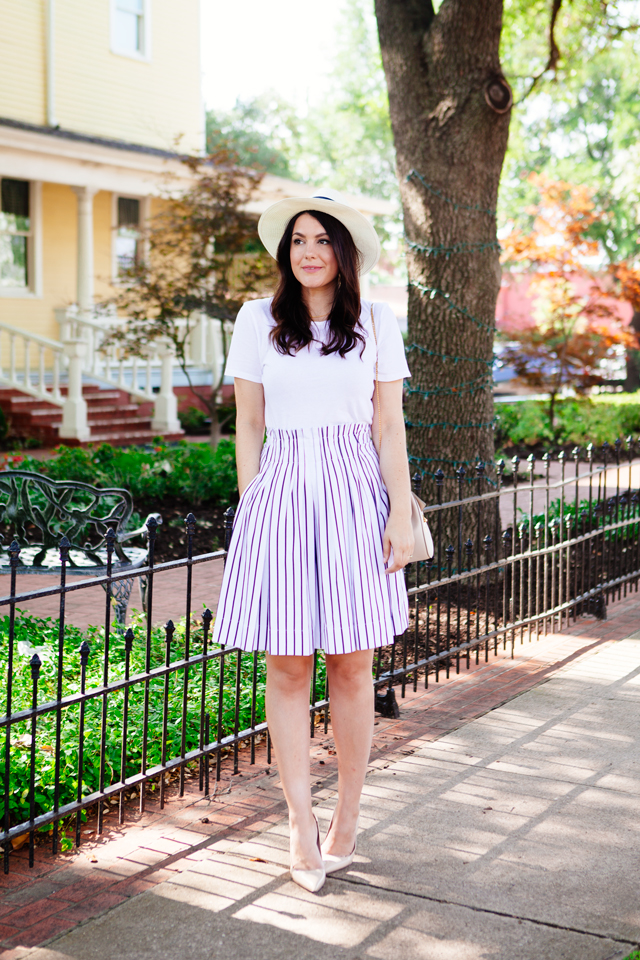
[208,395,222,450]
[548,390,557,439]
[375,0,511,517]
[624,310,640,392]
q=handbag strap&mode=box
[370,304,382,448]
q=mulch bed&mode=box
[137,498,231,563]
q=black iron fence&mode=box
[1,441,639,872]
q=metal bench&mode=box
[0,469,161,626]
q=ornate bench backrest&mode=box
[0,470,136,566]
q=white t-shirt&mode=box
[225,297,410,430]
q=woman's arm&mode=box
[374,379,414,574]
[234,378,265,496]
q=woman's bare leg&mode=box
[265,653,322,871]
[323,649,375,857]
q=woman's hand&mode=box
[382,510,414,574]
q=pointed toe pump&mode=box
[321,845,356,875]
[321,816,357,875]
[290,818,326,894]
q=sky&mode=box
[200,0,346,113]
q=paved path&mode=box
[2,597,639,960]
[2,558,224,631]
[500,457,640,529]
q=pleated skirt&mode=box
[212,423,409,656]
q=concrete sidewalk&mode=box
[15,629,640,960]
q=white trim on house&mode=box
[30,179,43,298]
[0,178,43,300]
[109,0,152,63]
[111,191,149,281]
[0,125,397,222]
[0,123,191,197]
[140,194,151,261]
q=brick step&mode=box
[0,389,128,408]
[84,431,180,446]
[85,392,131,405]
[11,408,146,429]
[0,395,60,411]
[0,383,182,447]
[86,405,140,418]
[87,419,153,432]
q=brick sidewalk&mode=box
[1,589,638,956]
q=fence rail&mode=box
[1,440,640,873]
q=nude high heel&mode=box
[290,817,326,894]
[321,814,357,874]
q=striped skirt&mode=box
[212,423,409,656]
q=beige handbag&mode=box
[370,306,434,563]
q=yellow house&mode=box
[0,0,205,442]
[0,0,203,335]
[0,0,395,445]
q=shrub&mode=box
[496,396,640,450]
[11,440,239,506]
[0,610,326,831]
[179,406,211,435]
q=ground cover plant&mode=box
[0,610,327,835]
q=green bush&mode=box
[12,439,239,506]
[496,395,640,450]
[0,610,327,831]
[179,406,210,435]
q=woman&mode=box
[213,190,413,893]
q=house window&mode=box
[0,179,30,289]
[111,0,149,59]
[116,197,141,274]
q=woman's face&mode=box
[289,213,339,291]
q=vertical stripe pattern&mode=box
[212,423,409,656]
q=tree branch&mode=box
[516,0,563,103]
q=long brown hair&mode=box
[270,210,364,357]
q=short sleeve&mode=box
[225,302,264,383]
[374,302,411,381]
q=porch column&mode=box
[71,186,98,315]
[59,341,90,441]
[151,346,182,436]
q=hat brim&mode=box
[257,197,381,276]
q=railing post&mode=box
[54,306,75,344]
[59,341,90,441]
[151,345,182,436]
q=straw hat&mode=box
[257,188,381,276]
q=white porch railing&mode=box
[56,308,232,394]
[182,313,233,386]
[57,307,182,437]
[56,308,161,401]
[0,322,64,406]
[0,307,232,441]
[0,311,183,441]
